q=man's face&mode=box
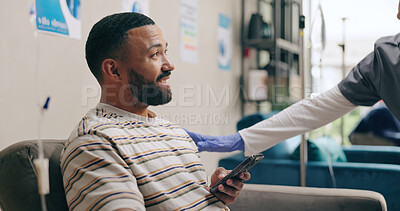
[398,0,400,19]
[120,25,174,106]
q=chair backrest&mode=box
[0,140,68,211]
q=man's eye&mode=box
[151,52,159,57]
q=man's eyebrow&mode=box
[147,42,168,53]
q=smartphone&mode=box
[210,154,264,193]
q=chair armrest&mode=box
[343,145,400,165]
[229,184,387,211]
[219,155,400,211]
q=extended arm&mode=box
[186,86,355,155]
[239,86,356,156]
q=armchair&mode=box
[0,140,68,211]
[0,140,388,211]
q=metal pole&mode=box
[338,17,347,143]
[299,0,307,187]
[240,0,245,117]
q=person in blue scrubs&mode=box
[186,1,400,156]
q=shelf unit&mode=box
[240,0,302,115]
[243,38,300,53]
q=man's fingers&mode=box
[213,193,234,205]
[218,184,239,197]
[225,178,244,190]
[218,173,227,180]
[213,186,238,205]
[214,167,230,178]
[239,171,251,181]
[209,169,251,205]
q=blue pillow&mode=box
[291,136,347,162]
[262,136,301,159]
[236,111,280,131]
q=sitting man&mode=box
[60,12,249,211]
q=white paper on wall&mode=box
[180,0,198,64]
[248,70,268,101]
[121,0,150,16]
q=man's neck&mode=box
[99,82,154,117]
[100,98,151,118]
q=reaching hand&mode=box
[208,167,251,205]
[184,129,244,152]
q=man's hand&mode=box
[208,167,251,205]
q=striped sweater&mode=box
[60,103,228,211]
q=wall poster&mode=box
[36,0,81,39]
[218,13,232,71]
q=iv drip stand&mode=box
[338,17,347,144]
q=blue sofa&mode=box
[219,137,400,211]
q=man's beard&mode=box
[128,68,172,106]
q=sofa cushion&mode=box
[262,136,301,159]
[291,136,347,162]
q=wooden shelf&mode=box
[243,38,300,54]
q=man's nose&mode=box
[162,57,175,71]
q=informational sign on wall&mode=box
[180,0,198,64]
[121,0,150,16]
[218,13,232,71]
[36,0,81,39]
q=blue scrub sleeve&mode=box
[184,129,244,152]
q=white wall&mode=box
[0,0,242,175]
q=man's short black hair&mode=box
[85,12,155,80]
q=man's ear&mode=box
[101,59,123,82]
